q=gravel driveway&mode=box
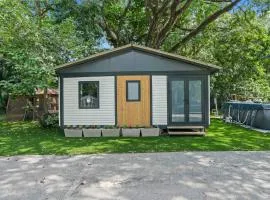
[0,152,269,200]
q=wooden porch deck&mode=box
[167,126,205,136]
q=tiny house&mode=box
[56,44,219,133]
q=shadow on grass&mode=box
[0,119,269,156]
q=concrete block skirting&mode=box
[122,128,141,137]
[64,129,83,137]
[102,129,120,137]
[141,128,160,137]
[83,129,102,137]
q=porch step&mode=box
[167,125,205,136]
[167,126,204,129]
[168,131,205,136]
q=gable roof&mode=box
[55,44,221,73]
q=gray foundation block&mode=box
[64,129,82,137]
[83,129,102,137]
[102,129,120,137]
[122,128,141,137]
[141,128,160,137]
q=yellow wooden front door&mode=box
[117,75,150,127]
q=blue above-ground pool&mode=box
[223,102,270,130]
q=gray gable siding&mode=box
[58,50,204,74]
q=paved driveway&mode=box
[0,152,269,200]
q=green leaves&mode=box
[0,0,95,99]
[0,0,269,110]
[210,9,270,102]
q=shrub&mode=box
[39,113,59,128]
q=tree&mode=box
[51,0,242,51]
[96,0,241,51]
[1,0,269,113]
[206,8,270,104]
[0,0,94,113]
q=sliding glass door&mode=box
[168,77,204,125]
[189,80,202,122]
[171,80,185,123]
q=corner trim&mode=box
[60,76,64,128]
[150,75,153,126]
[115,76,117,126]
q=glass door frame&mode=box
[167,75,206,126]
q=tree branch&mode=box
[119,0,131,23]
[176,0,194,15]
[205,0,233,3]
[170,0,241,52]
[157,0,171,14]
[98,3,118,47]
[145,0,160,46]
[156,0,193,47]
[178,27,195,32]
[34,0,54,18]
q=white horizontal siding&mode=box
[58,77,61,126]
[208,75,210,125]
[63,76,115,125]
[152,76,167,125]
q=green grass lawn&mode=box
[0,119,269,156]
[0,114,5,121]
